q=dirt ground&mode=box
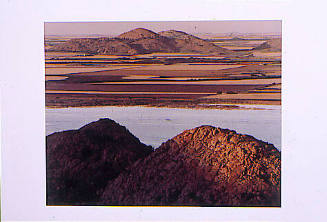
[45,40,281,108]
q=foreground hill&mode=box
[48,28,231,55]
[101,125,281,206]
[46,119,281,206]
[46,119,153,205]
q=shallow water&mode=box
[46,105,281,150]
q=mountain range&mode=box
[48,28,231,55]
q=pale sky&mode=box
[45,20,281,36]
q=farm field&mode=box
[45,31,281,108]
[45,66,143,75]
[92,79,281,85]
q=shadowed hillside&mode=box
[46,119,281,206]
[46,118,153,205]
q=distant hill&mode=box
[48,28,231,55]
[254,38,282,51]
[48,37,139,55]
[158,30,199,40]
[230,37,246,41]
[159,30,230,54]
[118,28,160,40]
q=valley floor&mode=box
[45,48,281,109]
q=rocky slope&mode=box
[46,120,281,206]
[47,37,139,55]
[118,28,160,40]
[48,28,230,55]
[100,125,281,206]
[46,118,153,205]
[159,30,230,54]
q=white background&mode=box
[1,0,327,221]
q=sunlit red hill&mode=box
[48,28,231,55]
[46,119,281,206]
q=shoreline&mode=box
[45,101,281,110]
[46,107,281,149]
[46,94,281,110]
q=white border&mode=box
[1,0,327,221]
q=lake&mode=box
[46,105,281,150]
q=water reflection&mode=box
[46,105,281,150]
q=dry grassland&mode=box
[45,52,83,58]
[252,52,282,58]
[134,53,213,57]
[45,76,68,81]
[264,84,282,89]
[204,92,281,100]
[45,66,143,75]
[45,90,215,95]
[220,46,255,50]
[74,55,131,59]
[92,78,281,85]
[129,64,245,71]
[122,75,159,80]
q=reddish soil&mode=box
[100,125,281,206]
[46,82,262,93]
[47,119,280,206]
[46,92,281,108]
[65,64,274,78]
[45,52,281,108]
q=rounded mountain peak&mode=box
[118,28,159,40]
[158,29,198,40]
[101,124,281,206]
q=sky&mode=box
[45,20,281,36]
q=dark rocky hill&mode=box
[46,120,281,206]
[100,125,281,206]
[46,118,153,205]
[48,28,231,55]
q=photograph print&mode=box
[45,20,281,207]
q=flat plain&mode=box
[45,29,281,108]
